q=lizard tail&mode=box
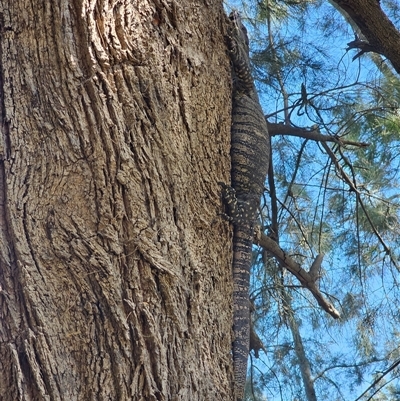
[232,224,253,401]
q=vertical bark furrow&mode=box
[0,1,233,400]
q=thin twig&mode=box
[321,142,399,270]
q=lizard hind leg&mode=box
[218,182,258,226]
[218,182,238,222]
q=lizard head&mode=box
[228,11,250,55]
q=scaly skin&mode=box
[221,11,270,401]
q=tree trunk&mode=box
[0,1,234,400]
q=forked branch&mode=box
[254,226,340,319]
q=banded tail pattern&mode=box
[221,11,270,401]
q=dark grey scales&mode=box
[219,11,270,401]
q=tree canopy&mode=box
[225,1,400,400]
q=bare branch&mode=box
[331,0,400,74]
[267,121,369,148]
[249,323,266,358]
[346,36,383,61]
[309,254,324,281]
[254,227,340,319]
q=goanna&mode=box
[220,11,270,401]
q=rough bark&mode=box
[331,0,400,74]
[0,1,234,400]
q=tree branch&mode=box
[331,0,400,74]
[267,121,369,148]
[346,36,383,61]
[254,227,340,319]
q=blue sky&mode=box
[224,1,400,399]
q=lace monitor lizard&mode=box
[219,11,270,401]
